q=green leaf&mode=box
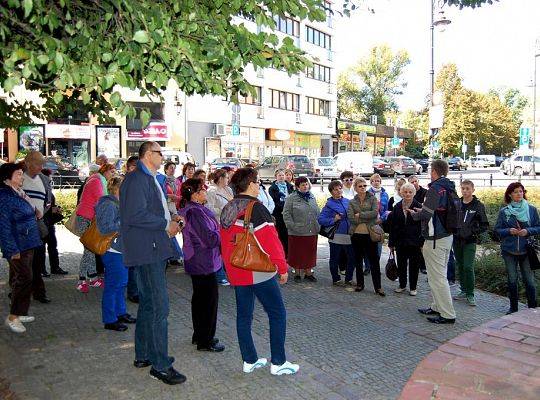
[102,53,113,62]
[23,0,33,18]
[54,52,64,68]
[133,30,150,44]
[53,92,64,104]
[3,77,19,92]
[110,91,121,107]
[140,109,150,128]
[37,54,49,65]
[81,90,91,104]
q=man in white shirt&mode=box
[340,171,355,200]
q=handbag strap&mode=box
[243,201,257,229]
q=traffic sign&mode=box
[391,137,400,149]
[461,144,467,153]
[474,144,480,154]
[519,127,530,148]
[432,140,440,150]
[231,123,240,136]
[232,104,241,114]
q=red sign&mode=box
[127,123,169,140]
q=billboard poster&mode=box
[45,124,92,139]
[96,125,121,159]
[127,122,169,140]
[19,125,45,153]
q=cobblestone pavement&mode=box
[0,227,516,400]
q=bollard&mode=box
[489,174,493,187]
[459,174,463,184]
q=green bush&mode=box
[53,189,78,223]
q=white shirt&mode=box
[22,173,46,214]
[343,186,355,200]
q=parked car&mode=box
[311,157,340,183]
[384,156,416,176]
[502,154,540,176]
[468,156,490,168]
[372,157,394,177]
[495,156,506,167]
[415,158,429,174]
[478,154,496,167]
[257,155,315,182]
[333,151,374,177]
[447,157,467,171]
[209,157,245,173]
[158,150,196,177]
[43,157,81,187]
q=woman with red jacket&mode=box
[75,163,115,292]
[220,168,299,376]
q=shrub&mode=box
[53,189,78,223]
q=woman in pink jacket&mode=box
[75,163,115,293]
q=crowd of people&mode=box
[1,143,539,384]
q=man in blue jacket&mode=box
[120,141,185,385]
[409,160,456,324]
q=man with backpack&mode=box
[409,160,457,324]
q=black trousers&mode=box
[351,234,381,290]
[8,249,34,316]
[96,254,105,275]
[31,245,47,299]
[190,273,218,347]
[395,245,422,291]
[338,250,347,272]
[274,214,289,256]
[44,224,60,272]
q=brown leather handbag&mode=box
[79,219,118,255]
[230,201,276,273]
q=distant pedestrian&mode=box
[408,176,427,203]
[452,180,489,307]
[193,169,207,182]
[125,156,138,174]
[284,169,295,185]
[268,169,294,256]
[387,177,407,211]
[409,160,456,324]
[174,162,195,209]
[494,182,540,315]
[164,161,180,215]
[120,141,186,385]
[95,176,136,331]
[178,179,225,353]
[0,162,42,333]
[257,181,275,213]
[220,167,299,375]
[283,176,320,282]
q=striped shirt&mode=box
[22,173,46,214]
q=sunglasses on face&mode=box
[151,150,163,157]
[343,178,353,182]
[357,184,368,188]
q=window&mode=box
[126,102,164,130]
[305,26,331,49]
[270,89,300,111]
[306,63,331,83]
[238,86,262,106]
[273,15,300,37]
[306,97,330,116]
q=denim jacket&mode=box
[494,204,540,255]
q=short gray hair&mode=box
[400,182,416,195]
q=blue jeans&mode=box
[502,252,537,312]
[329,242,356,283]
[447,248,456,282]
[101,252,128,324]
[363,242,382,272]
[134,261,172,372]
[234,277,286,365]
[215,265,228,282]
[127,267,138,298]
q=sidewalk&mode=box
[0,227,517,400]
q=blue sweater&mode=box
[369,187,390,221]
[95,194,122,253]
[318,197,351,235]
[119,161,180,266]
[494,204,540,255]
[0,187,42,259]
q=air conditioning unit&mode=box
[214,124,226,136]
[257,107,265,119]
[296,113,302,124]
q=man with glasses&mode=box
[120,141,186,384]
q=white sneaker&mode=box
[18,316,35,323]
[394,287,406,293]
[409,290,417,296]
[270,361,299,376]
[5,317,26,333]
[243,358,267,373]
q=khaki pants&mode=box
[423,236,456,319]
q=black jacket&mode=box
[268,181,294,216]
[454,196,489,244]
[388,199,424,248]
[414,186,428,203]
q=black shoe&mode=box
[34,296,51,304]
[104,321,128,331]
[506,309,517,315]
[192,337,219,346]
[375,289,386,297]
[294,275,301,283]
[427,315,455,324]
[51,268,68,275]
[118,314,136,324]
[304,275,317,282]
[332,280,343,286]
[41,271,51,278]
[420,269,427,275]
[168,259,182,266]
[363,269,370,276]
[134,359,152,368]
[354,285,364,292]
[197,342,225,352]
[418,307,440,315]
[128,295,139,304]
[150,367,187,385]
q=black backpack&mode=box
[439,188,462,234]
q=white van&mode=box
[477,155,496,167]
[158,149,195,178]
[333,152,374,176]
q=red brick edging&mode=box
[399,308,540,400]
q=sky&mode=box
[334,0,540,112]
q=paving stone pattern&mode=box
[400,308,540,400]
[0,227,517,400]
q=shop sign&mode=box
[337,121,376,134]
[127,122,169,140]
[268,129,292,141]
[96,125,122,159]
[338,132,360,143]
[19,125,45,153]
[46,124,92,139]
[249,128,265,143]
[222,125,249,143]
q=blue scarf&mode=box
[298,190,312,202]
[276,181,288,197]
[504,199,530,223]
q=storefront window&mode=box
[127,140,165,156]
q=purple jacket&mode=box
[178,201,221,275]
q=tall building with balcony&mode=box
[185,4,337,164]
